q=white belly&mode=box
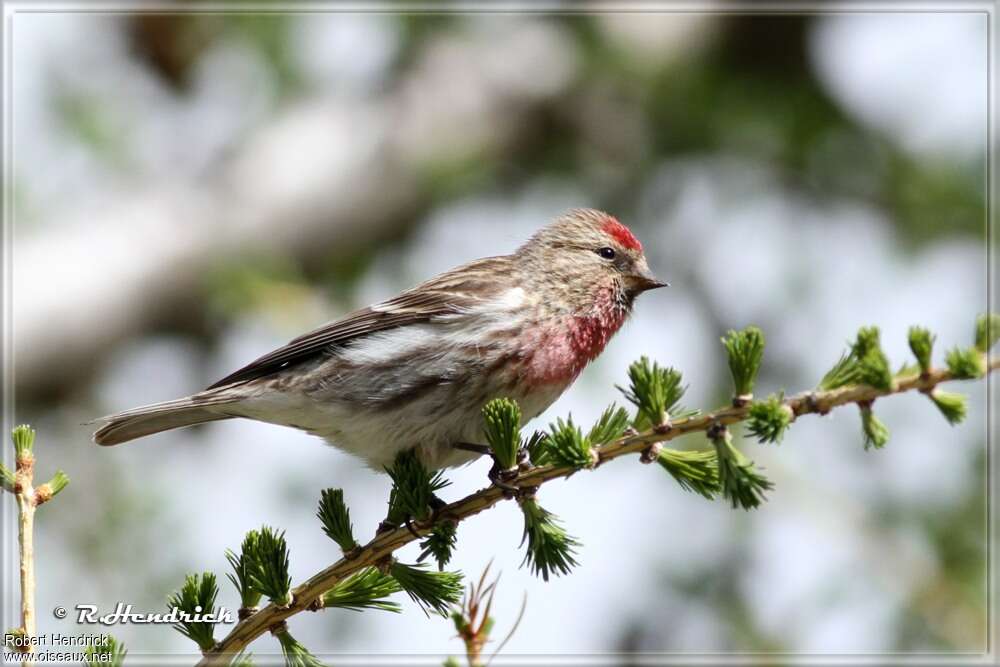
[227,330,573,471]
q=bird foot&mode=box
[375,519,398,535]
[377,492,450,538]
[488,459,520,497]
[453,441,528,497]
[427,492,451,523]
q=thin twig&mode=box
[15,452,37,667]
[456,564,496,666]
[196,358,999,665]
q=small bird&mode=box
[93,209,666,470]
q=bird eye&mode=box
[596,247,616,260]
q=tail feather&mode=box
[92,395,235,446]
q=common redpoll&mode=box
[93,209,666,470]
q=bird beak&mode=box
[630,264,669,292]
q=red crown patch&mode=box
[601,217,642,252]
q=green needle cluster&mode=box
[710,426,772,510]
[167,572,219,652]
[386,450,450,524]
[225,530,263,611]
[273,624,325,667]
[587,405,631,445]
[2,426,69,500]
[317,488,358,553]
[656,448,721,500]
[907,326,935,374]
[545,417,595,468]
[858,403,890,450]
[722,326,765,401]
[975,313,1000,353]
[946,346,985,380]
[420,520,459,570]
[11,424,35,459]
[820,326,893,391]
[243,526,292,606]
[524,431,551,466]
[619,357,686,429]
[746,393,794,444]
[390,561,464,616]
[320,567,402,613]
[927,389,967,425]
[518,496,580,581]
[482,398,522,470]
[524,405,631,470]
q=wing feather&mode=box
[206,256,512,388]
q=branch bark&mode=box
[196,358,999,665]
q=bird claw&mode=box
[488,459,520,497]
[427,493,453,524]
[429,492,447,511]
[639,442,662,464]
[453,441,526,496]
[516,445,532,471]
[376,490,449,540]
[375,519,398,535]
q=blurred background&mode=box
[5,8,990,661]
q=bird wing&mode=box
[206,255,513,389]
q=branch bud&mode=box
[11,425,35,461]
[33,471,68,505]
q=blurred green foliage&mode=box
[103,13,982,249]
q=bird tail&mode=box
[92,394,236,446]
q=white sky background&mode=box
[7,10,989,660]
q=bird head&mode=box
[519,208,666,313]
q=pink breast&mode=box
[521,296,628,387]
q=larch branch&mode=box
[196,357,999,664]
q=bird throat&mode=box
[522,287,630,387]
